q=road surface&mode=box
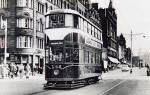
[0,67,149,95]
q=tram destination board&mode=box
[50,41,63,45]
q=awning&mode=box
[108,57,120,64]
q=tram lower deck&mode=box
[44,33,102,88]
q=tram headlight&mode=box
[54,69,59,76]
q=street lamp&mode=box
[131,31,133,68]
[1,16,8,65]
[130,30,146,69]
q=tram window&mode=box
[95,29,98,39]
[64,33,73,42]
[65,48,73,62]
[84,51,89,63]
[91,26,94,36]
[87,23,89,33]
[74,15,78,28]
[79,35,85,43]
[47,14,65,28]
[80,18,84,31]
[73,33,78,42]
[88,24,91,34]
[94,28,96,37]
[65,14,73,27]
[50,46,63,62]
[84,21,87,33]
[73,48,79,63]
[95,53,99,64]
[78,17,81,29]
[91,52,94,64]
[98,30,101,40]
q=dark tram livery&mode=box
[44,9,103,88]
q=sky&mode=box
[91,0,150,56]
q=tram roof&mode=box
[46,9,80,16]
[46,9,102,31]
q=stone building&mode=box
[0,0,97,73]
[98,0,119,70]
[118,34,126,64]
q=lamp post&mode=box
[131,31,132,68]
[130,31,146,68]
[1,16,8,65]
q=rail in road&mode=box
[31,67,149,95]
[0,67,149,95]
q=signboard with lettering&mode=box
[51,41,63,45]
[85,38,102,49]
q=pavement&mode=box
[0,73,45,81]
[0,74,46,95]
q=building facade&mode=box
[0,0,102,73]
[125,47,131,65]
[0,0,47,73]
[98,0,119,70]
[118,34,126,64]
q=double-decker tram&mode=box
[44,9,103,88]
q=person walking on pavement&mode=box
[15,64,19,77]
[3,63,9,78]
[9,63,14,78]
[10,63,17,78]
[18,64,24,78]
[0,64,4,79]
[130,68,132,74]
[25,64,31,79]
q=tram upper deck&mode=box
[45,9,103,45]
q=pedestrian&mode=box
[0,64,4,79]
[99,70,103,80]
[9,63,13,78]
[18,64,24,78]
[25,64,31,79]
[3,64,9,78]
[15,64,19,77]
[32,65,36,76]
[9,63,17,78]
[130,69,132,74]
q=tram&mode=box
[44,9,103,88]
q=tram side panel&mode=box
[78,45,102,79]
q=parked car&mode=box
[121,65,130,72]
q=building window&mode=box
[24,36,28,47]
[0,0,8,8]
[28,0,34,8]
[45,3,48,12]
[37,2,44,14]
[36,19,43,32]
[17,0,28,7]
[37,38,44,49]
[17,18,33,28]
[17,36,32,48]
